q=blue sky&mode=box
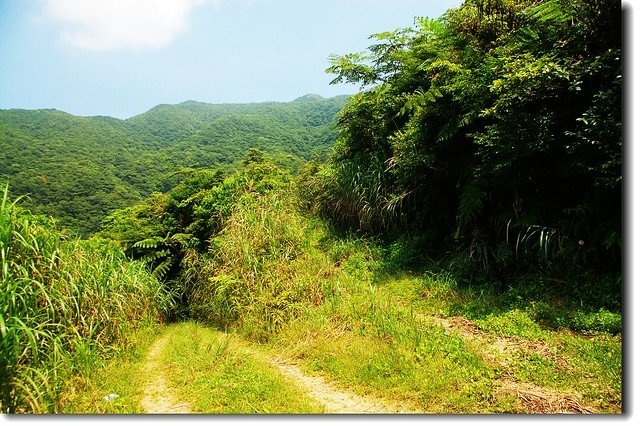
[0,0,461,118]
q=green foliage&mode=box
[311,0,621,290]
[188,186,321,341]
[270,245,620,412]
[0,188,172,413]
[55,145,622,414]
[0,95,347,236]
[567,309,622,334]
[101,155,328,339]
[0,1,623,412]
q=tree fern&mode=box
[525,0,573,24]
[152,258,173,279]
[140,249,170,264]
[436,111,477,143]
[132,236,163,250]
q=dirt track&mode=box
[140,334,191,414]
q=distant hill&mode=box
[292,94,326,102]
[0,95,349,235]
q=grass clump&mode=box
[188,187,331,342]
[0,188,172,413]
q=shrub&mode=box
[188,188,327,341]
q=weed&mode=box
[476,310,546,340]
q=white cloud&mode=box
[44,0,213,51]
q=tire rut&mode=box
[140,334,191,414]
[141,328,416,414]
[266,356,417,414]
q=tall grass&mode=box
[188,189,330,341]
[0,188,173,413]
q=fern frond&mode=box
[153,258,173,279]
[141,250,170,264]
[132,236,164,249]
[170,233,195,247]
[437,111,476,143]
[458,181,484,226]
[415,17,447,39]
[526,0,572,24]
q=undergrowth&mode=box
[163,169,621,412]
[0,188,173,413]
[188,188,331,342]
[3,155,621,414]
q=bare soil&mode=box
[140,334,191,414]
[267,355,417,414]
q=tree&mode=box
[314,0,621,289]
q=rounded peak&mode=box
[292,94,325,102]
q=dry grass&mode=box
[496,381,596,414]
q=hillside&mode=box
[0,95,348,235]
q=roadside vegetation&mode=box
[58,327,159,414]
[0,188,172,413]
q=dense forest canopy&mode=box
[0,95,348,235]
[308,0,621,299]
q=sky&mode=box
[0,0,461,119]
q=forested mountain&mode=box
[0,95,348,235]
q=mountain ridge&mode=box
[0,94,348,121]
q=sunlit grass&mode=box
[60,326,159,413]
[158,322,323,413]
[272,280,506,413]
[266,235,622,413]
[173,184,621,413]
